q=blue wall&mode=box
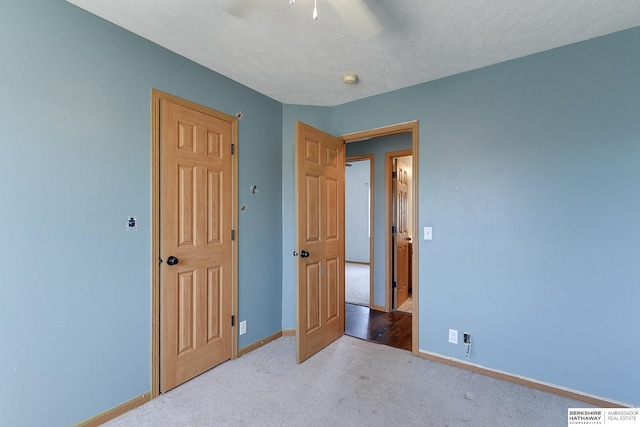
[346,135,412,307]
[1,0,638,424]
[0,1,282,425]
[330,28,640,405]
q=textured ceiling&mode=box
[66,0,640,106]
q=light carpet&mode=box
[104,336,592,427]
[345,262,369,306]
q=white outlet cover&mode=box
[449,329,458,344]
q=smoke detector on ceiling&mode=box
[342,73,358,85]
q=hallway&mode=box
[345,303,412,351]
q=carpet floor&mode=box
[104,336,592,427]
[345,262,369,306]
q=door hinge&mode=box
[392,281,397,289]
[231,143,235,155]
[231,229,235,241]
[392,171,397,179]
[231,315,235,327]
[392,225,397,234]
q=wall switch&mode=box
[239,320,247,335]
[424,226,432,240]
[449,328,458,344]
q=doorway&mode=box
[390,152,413,314]
[341,122,419,354]
[345,156,373,308]
[294,120,419,361]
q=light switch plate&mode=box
[424,226,432,240]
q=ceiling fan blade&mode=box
[326,0,382,40]
[220,0,260,18]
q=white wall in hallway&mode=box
[345,159,370,263]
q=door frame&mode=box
[342,121,419,355]
[150,89,239,397]
[345,155,374,308]
[386,150,413,311]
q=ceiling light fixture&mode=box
[342,73,358,85]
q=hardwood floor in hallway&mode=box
[345,303,412,351]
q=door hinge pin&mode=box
[392,281,397,288]
[231,143,235,155]
[392,171,397,178]
[392,226,397,233]
[231,315,235,326]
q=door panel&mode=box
[296,121,345,363]
[160,98,233,392]
[394,161,410,308]
[326,178,339,239]
[326,257,339,320]
[306,175,320,241]
[305,262,321,331]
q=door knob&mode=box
[167,256,179,265]
[300,250,310,258]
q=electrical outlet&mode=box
[448,329,458,344]
[463,333,471,344]
[239,320,247,335]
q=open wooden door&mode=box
[296,121,345,363]
[159,96,235,392]
[393,159,410,308]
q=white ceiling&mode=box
[66,0,640,106]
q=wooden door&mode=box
[296,121,345,363]
[394,160,409,308]
[160,98,234,392]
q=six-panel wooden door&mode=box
[296,121,345,363]
[394,160,410,308]
[160,98,234,392]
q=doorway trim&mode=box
[150,89,239,398]
[345,154,375,308]
[342,121,419,355]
